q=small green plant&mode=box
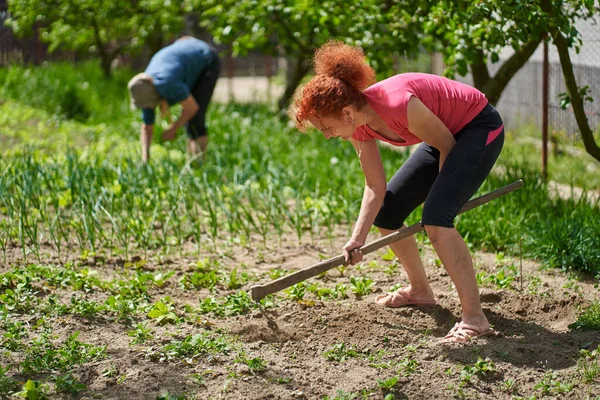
[147,299,179,325]
[459,357,496,386]
[14,379,48,399]
[534,371,574,395]
[269,268,288,280]
[146,333,231,363]
[0,365,21,396]
[577,345,599,384]
[156,393,187,400]
[381,248,396,261]
[21,331,106,374]
[235,352,268,373]
[102,364,119,379]
[287,283,307,301]
[349,276,374,297]
[383,262,399,276]
[569,301,600,331]
[398,357,419,376]
[127,322,154,344]
[223,291,254,316]
[323,343,359,362]
[152,271,175,288]
[334,283,349,299]
[323,390,361,400]
[472,357,496,376]
[69,296,105,318]
[52,373,87,396]
[501,378,517,394]
[377,376,399,390]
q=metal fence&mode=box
[458,17,600,137]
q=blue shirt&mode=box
[141,38,215,125]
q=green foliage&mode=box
[7,0,197,75]
[577,346,600,384]
[286,283,307,302]
[534,371,574,395]
[127,322,154,345]
[569,302,600,331]
[323,343,359,363]
[377,376,399,390]
[147,299,179,325]
[146,333,231,362]
[202,0,394,107]
[197,291,257,318]
[51,373,87,396]
[235,352,268,373]
[21,331,106,374]
[0,62,132,124]
[13,379,48,399]
[349,276,374,297]
[0,366,21,397]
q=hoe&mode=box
[251,179,523,302]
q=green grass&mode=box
[503,125,600,190]
[0,61,599,276]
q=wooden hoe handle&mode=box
[250,179,523,302]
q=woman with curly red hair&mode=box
[291,41,504,343]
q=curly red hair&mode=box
[290,41,376,131]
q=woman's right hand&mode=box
[342,238,364,266]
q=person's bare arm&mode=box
[163,95,199,141]
[343,138,387,265]
[406,96,456,170]
[141,124,153,163]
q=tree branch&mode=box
[481,36,543,105]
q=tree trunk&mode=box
[539,0,600,162]
[277,56,311,113]
[552,30,600,162]
[100,53,112,78]
[470,38,542,106]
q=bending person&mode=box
[127,36,220,163]
[291,42,504,343]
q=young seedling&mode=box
[323,343,359,363]
[350,276,374,297]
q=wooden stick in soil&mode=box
[250,180,524,302]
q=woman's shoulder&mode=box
[364,73,426,105]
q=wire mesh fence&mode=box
[458,17,600,138]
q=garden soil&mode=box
[1,228,599,399]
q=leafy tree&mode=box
[7,0,196,77]
[202,0,396,111]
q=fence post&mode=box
[542,33,549,181]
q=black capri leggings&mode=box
[186,51,221,139]
[374,103,504,230]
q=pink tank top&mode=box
[352,73,488,146]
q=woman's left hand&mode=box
[342,238,364,266]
